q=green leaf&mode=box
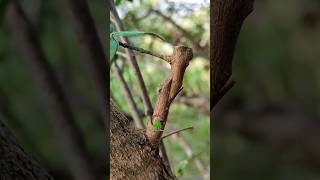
[115,0,122,5]
[176,159,189,177]
[111,31,164,41]
[0,0,10,26]
[152,117,162,130]
[110,37,119,61]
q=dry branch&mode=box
[118,41,171,63]
[112,61,144,129]
[146,46,193,145]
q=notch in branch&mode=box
[146,45,193,145]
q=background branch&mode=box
[119,41,171,63]
[210,0,254,110]
[112,61,144,129]
[111,0,154,119]
[64,0,108,101]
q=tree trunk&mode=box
[0,119,55,180]
[110,100,176,180]
[210,0,254,109]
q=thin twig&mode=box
[162,126,193,139]
[112,61,144,129]
[169,132,208,178]
[146,46,193,144]
[119,41,171,63]
[111,0,154,119]
[210,0,254,110]
[116,51,129,59]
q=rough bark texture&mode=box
[210,0,254,109]
[110,100,176,180]
[0,119,55,180]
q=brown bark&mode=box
[0,118,55,180]
[110,100,176,180]
[6,2,99,180]
[111,0,171,164]
[210,0,254,109]
[146,46,193,145]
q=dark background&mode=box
[0,0,107,179]
[213,0,320,179]
[1,0,320,179]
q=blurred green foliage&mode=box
[214,0,320,179]
[0,0,106,178]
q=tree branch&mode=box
[210,0,254,110]
[146,46,193,145]
[119,41,171,63]
[161,126,193,139]
[151,9,194,40]
[63,0,108,101]
[110,0,171,166]
[112,61,144,129]
[169,132,208,178]
[111,0,154,119]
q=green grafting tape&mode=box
[152,117,162,131]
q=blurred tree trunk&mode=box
[0,119,55,180]
[6,1,99,180]
[210,0,254,109]
[110,100,175,180]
